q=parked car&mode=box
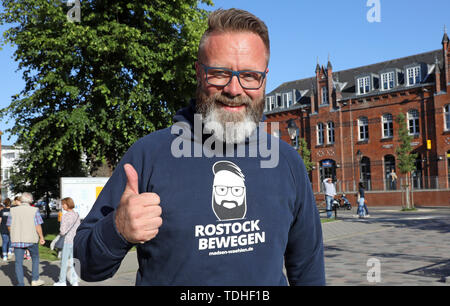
[49,200,57,211]
[35,200,58,212]
[35,201,47,211]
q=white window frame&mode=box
[284,92,293,108]
[382,114,393,138]
[268,96,275,111]
[408,109,420,135]
[444,104,450,131]
[358,117,369,141]
[321,87,328,105]
[3,169,10,180]
[317,122,325,145]
[327,121,335,144]
[358,76,371,94]
[407,66,421,86]
[381,72,394,91]
[276,94,282,108]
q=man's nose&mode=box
[222,75,244,97]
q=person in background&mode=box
[323,177,337,219]
[11,196,21,208]
[389,169,398,190]
[0,198,13,261]
[358,182,367,219]
[7,192,46,286]
[53,197,80,286]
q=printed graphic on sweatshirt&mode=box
[211,161,247,221]
[194,161,266,256]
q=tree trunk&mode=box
[405,174,411,210]
[45,192,51,219]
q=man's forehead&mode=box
[200,31,269,67]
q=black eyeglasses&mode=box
[200,63,266,90]
[214,185,245,197]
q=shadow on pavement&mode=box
[0,261,21,286]
[404,260,450,283]
[0,260,60,286]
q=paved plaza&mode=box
[0,206,449,286]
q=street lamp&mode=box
[287,119,299,149]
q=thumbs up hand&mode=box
[115,163,163,244]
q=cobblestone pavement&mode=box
[322,206,450,286]
[1,206,449,286]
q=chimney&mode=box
[327,54,333,111]
[315,58,321,110]
[442,26,449,87]
[435,57,441,93]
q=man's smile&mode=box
[217,101,247,112]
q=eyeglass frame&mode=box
[213,185,246,197]
[199,63,267,90]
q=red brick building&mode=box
[264,32,450,207]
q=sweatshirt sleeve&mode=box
[284,153,326,286]
[73,148,140,282]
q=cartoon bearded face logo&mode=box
[212,161,247,221]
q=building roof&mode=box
[266,49,443,113]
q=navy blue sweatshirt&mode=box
[74,101,325,286]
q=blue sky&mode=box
[1,0,449,145]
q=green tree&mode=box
[0,0,212,196]
[298,137,314,172]
[395,113,417,209]
[6,143,88,218]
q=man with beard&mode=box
[75,8,325,286]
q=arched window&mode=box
[412,154,423,189]
[317,122,324,145]
[408,109,420,135]
[384,155,397,190]
[358,117,369,141]
[382,113,393,138]
[327,121,335,144]
[360,156,372,190]
[319,159,337,192]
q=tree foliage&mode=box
[298,137,314,172]
[0,0,212,196]
[395,113,417,175]
[395,112,417,209]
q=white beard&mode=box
[203,108,257,144]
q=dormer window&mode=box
[357,76,371,94]
[265,96,275,111]
[276,94,282,108]
[381,72,394,91]
[283,92,293,108]
[270,96,275,110]
[406,66,421,86]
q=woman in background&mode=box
[0,198,13,261]
[53,197,81,286]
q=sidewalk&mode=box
[1,206,449,286]
[321,206,450,285]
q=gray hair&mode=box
[198,8,270,63]
[21,192,34,204]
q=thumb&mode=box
[123,163,139,195]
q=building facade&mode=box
[264,33,450,207]
[0,144,24,199]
